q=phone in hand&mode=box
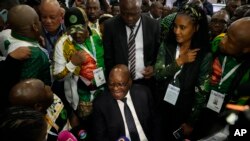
[173,127,184,140]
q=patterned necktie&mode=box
[122,98,140,141]
[128,27,136,79]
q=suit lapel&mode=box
[117,16,128,63]
[141,15,147,64]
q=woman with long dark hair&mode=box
[154,3,209,140]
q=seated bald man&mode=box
[92,64,162,141]
[9,78,69,141]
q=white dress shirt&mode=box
[126,18,145,80]
[117,91,148,141]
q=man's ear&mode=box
[32,23,39,33]
[60,7,65,17]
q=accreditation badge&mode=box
[164,84,180,105]
[206,90,225,113]
[93,67,106,87]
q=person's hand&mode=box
[176,48,200,66]
[181,123,193,137]
[142,66,154,79]
[70,50,86,66]
[9,47,31,60]
[39,36,45,47]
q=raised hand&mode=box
[176,48,200,66]
[71,50,86,66]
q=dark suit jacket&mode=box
[92,84,161,141]
[103,14,160,76]
[0,55,22,112]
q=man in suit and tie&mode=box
[103,0,160,89]
[92,64,161,141]
[143,1,163,20]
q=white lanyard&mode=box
[173,46,182,83]
[173,69,181,84]
[90,36,97,59]
[77,43,96,62]
[219,56,241,86]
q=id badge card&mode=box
[164,84,180,105]
[93,67,106,87]
[206,90,225,113]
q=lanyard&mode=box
[77,43,97,62]
[173,69,181,84]
[45,115,59,132]
[219,56,241,87]
[90,36,97,59]
[128,18,142,40]
[173,46,182,83]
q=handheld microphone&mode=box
[57,130,78,141]
[117,136,130,141]
[78,129,87,140]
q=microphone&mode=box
[57,130,78,141]
[117,136,130,141]
[78,129,87,140]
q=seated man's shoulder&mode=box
[93,90,111,104]
[132,84,151,93]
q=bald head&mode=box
[39,0,63,34]
[40,0,61,10]
[8,5,39,33]
[230,17,250,49]
[109,64,131,79]
[9,79,53,113]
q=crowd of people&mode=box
[0,0,250,141]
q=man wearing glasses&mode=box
[92,64,162,141]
